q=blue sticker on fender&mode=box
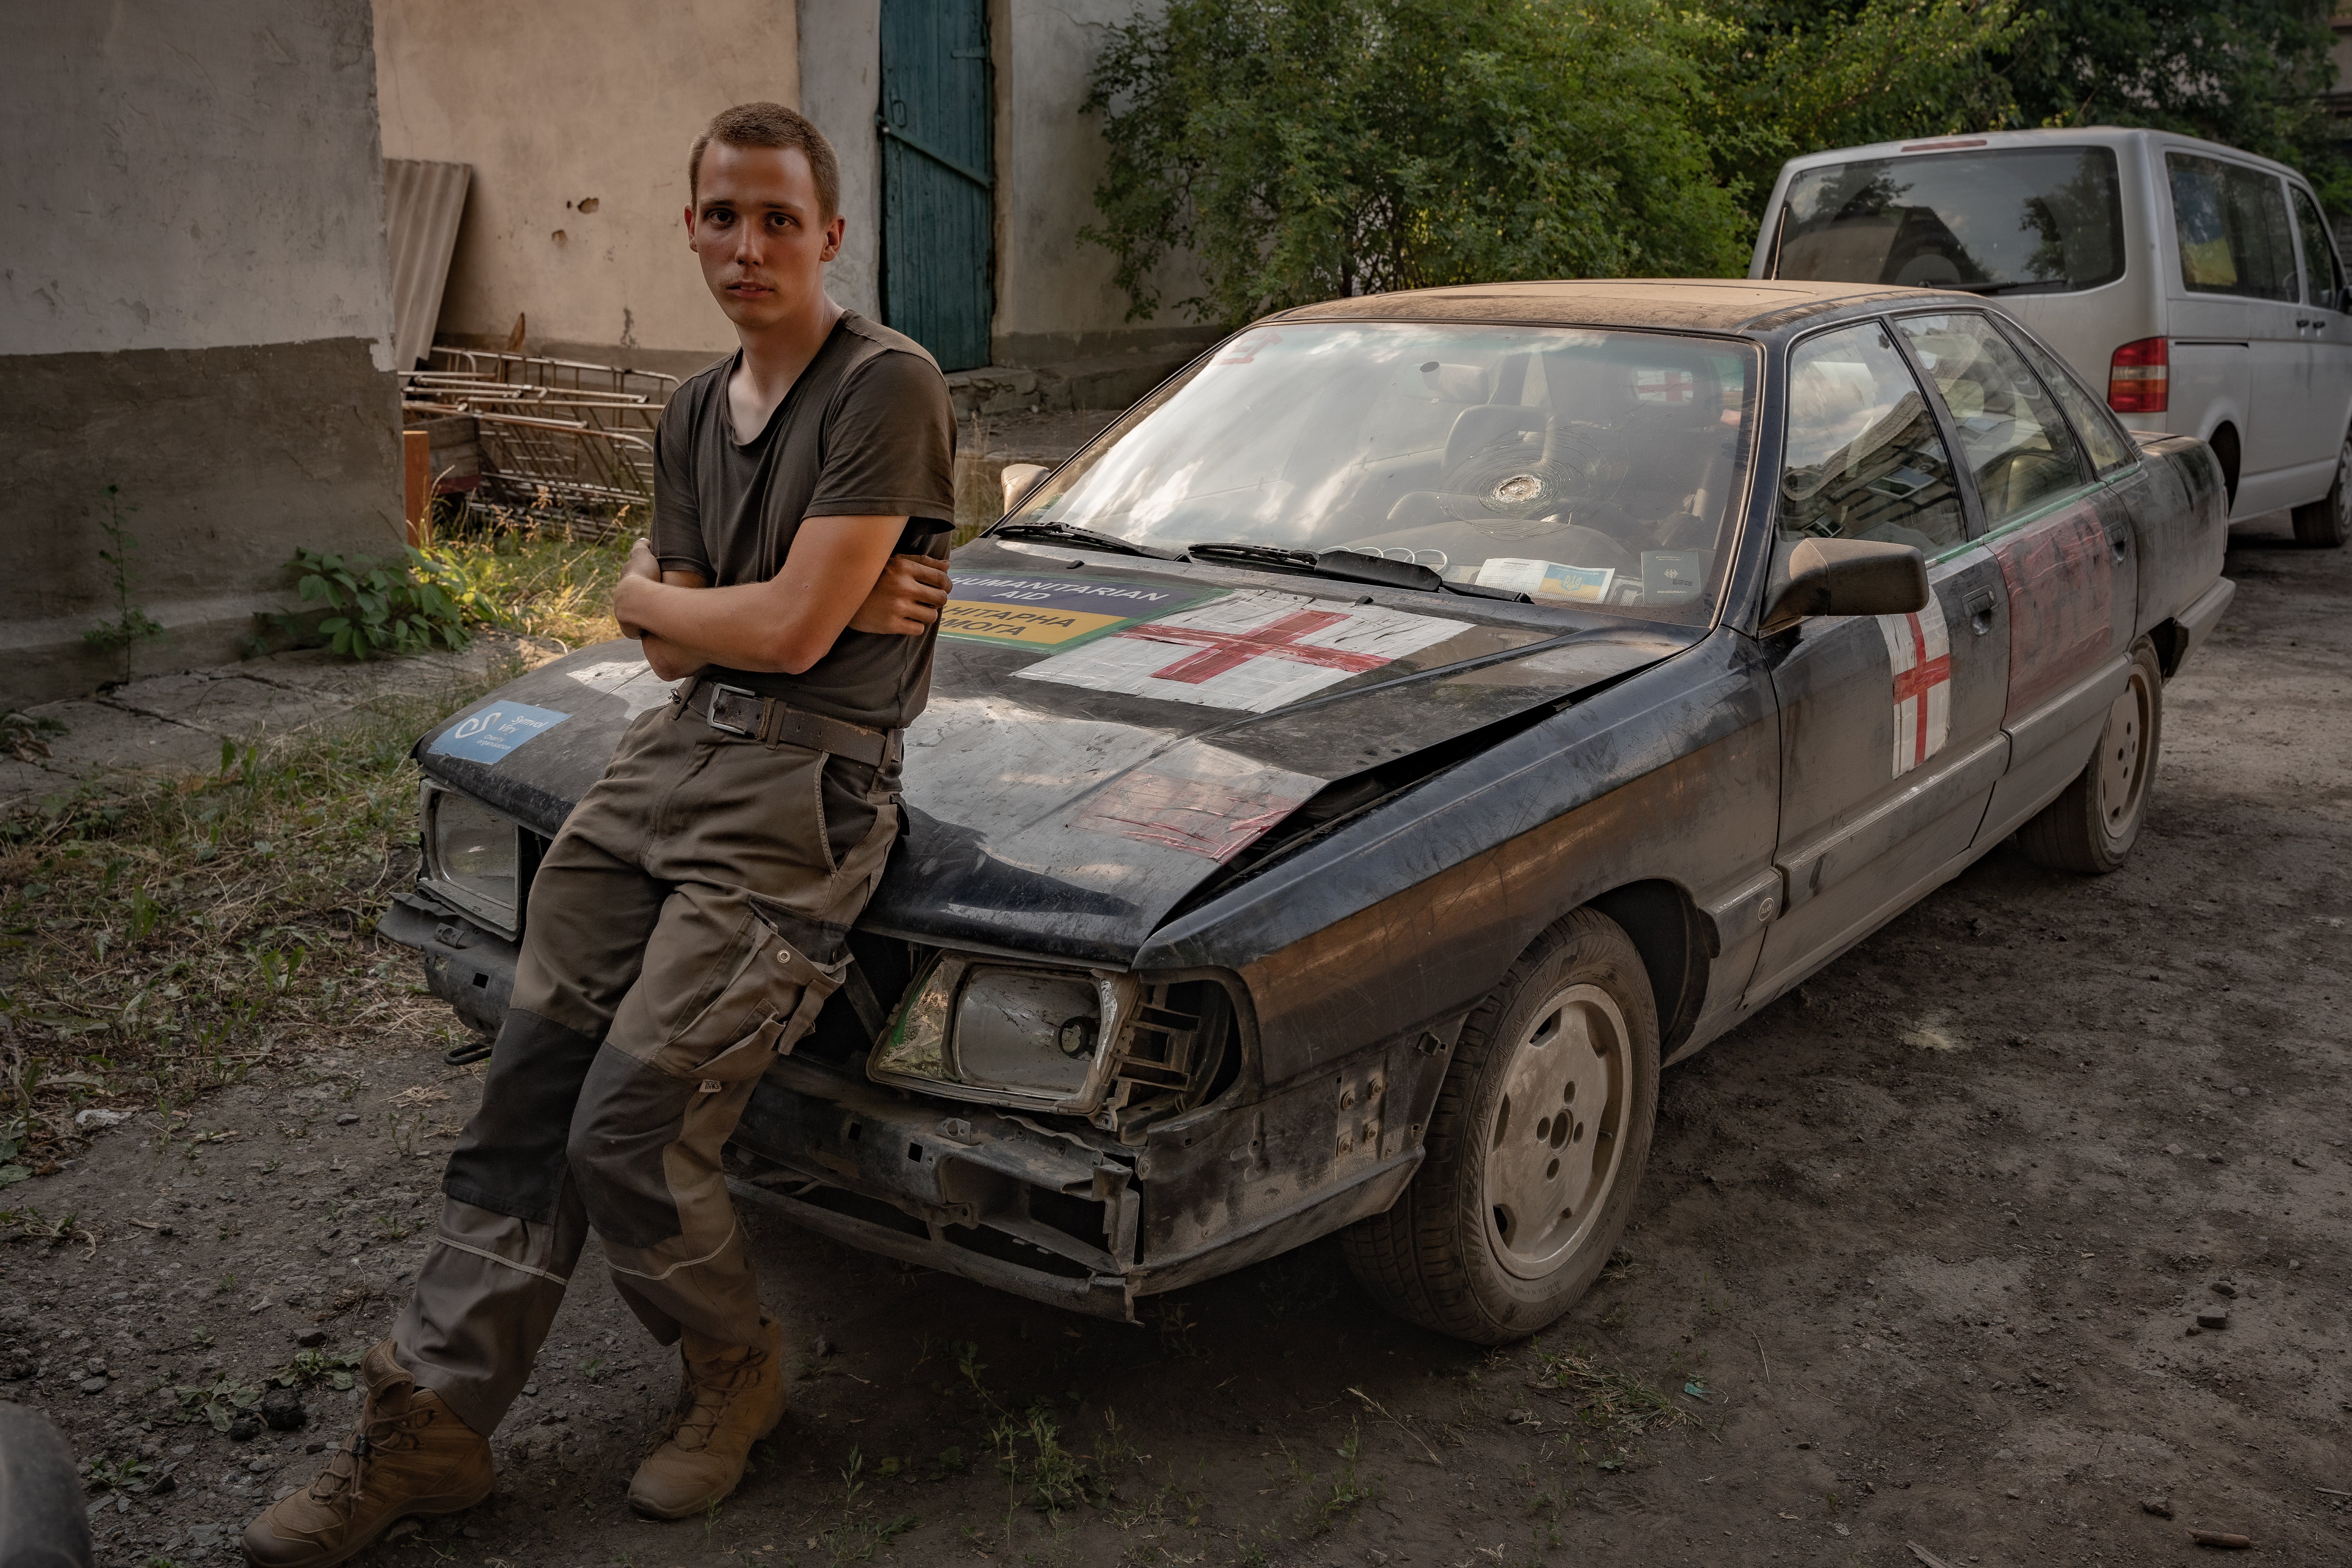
[429,702,571,764]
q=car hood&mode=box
[417,541,1698,964]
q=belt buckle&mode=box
[704,683,762,737]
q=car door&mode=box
[1889,311,2130,847]
[1744,318,2012,1005]
[2165,151,2304,514]
[2289,182,2352,488]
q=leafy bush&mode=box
[1083,0,2345,324]
[1707,0,2026,207]
[260,547,498,661]
[1083,0,1752,327]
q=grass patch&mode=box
[1,655,529,1174]
[817,1447,916,1566]
[1526,1337,1695,1445]
[426,521,632,651]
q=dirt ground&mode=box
[7,513,2347,1568]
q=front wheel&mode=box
[2291,434,2351,547]
[1343,908,1659,1344]
[2017,637,2164,874]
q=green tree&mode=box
[1717,0,2341,218]
[1082,0,1753,328]
[1708,0,2026,208]
[2002,0,2337,171]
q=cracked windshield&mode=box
[1771,146,2124,295]
[1001,322,1756,619]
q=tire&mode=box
[2017,637,2164,875]
[1343,907,1659,1344]
[2291,433,2351,547]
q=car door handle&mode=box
[2108,532,2129,563]
[1964,586,1996,635]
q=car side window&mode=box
[2167,153,2298,301]
[1779,322,1967,552]
[2291,185,2344,309]
[1994,321,2138,477]
[1894,312,2091,531]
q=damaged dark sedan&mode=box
[386,280,2232,1343]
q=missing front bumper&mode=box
[731,1053,1423,1322]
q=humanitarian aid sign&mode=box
[937,574,1214,651]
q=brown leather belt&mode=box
[676,677,898,767]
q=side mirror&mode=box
[1760,537,1928,632]
[2337,283,2352,315]
[1000,462,1049,514]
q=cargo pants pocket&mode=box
[632,890,848,1078]
[574,924,848,1261]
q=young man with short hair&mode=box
[243,102,956,1566]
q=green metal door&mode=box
[879,0,993,372]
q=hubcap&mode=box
[2096,664,2154,839]
[1480,983,1630,1280]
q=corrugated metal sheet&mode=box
[385,159,471,372]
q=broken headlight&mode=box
[421,783,521,936]
[867,955,1232,1130]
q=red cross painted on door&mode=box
[1120,608,1390,684]
[1877,592,1952,777]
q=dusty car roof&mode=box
[1275,278,1949,334]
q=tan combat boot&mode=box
[241,1341,493,1568]
[626,1316,786,1519]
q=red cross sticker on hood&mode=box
[1015,589,1472,713]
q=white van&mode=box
[1749,126,2352,545]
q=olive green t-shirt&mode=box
[652,312,957,730]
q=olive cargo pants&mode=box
[391,697,900,1437]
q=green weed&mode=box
[1527,1337,1692,1438]
[817,1447,916,1566]
[271,1349,363,1391]
[85,485,167,671]
[170,1374,262,1432]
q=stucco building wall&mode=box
[374,0,800,380]
[0,0,404,709]
[989,0,1212,368]
[799,0,886,327]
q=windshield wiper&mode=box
[1947,278,2075,297]
[1186,543,1532,601]
[989,520,1185,559]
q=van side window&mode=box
[2167,154,2298,300]
[1995,323,2138,477]
[2291,185,2344,309]
[1895,313,2091,530]
[1779,323,1967,552]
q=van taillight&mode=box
[2109,338,2169,414]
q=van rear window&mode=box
[1771,147,2124,296]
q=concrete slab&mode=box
[24,700,224,780]
[0,636,566,815]
[106,671,351,740]
[0,759,69,813]
[244,633,561,702]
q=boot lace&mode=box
[308,1390,433,1507]
[662,1343,769,1453]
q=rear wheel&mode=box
[1343,908,1659,1343]
[2017,637,2163,874]
[2291,434,2351,547]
